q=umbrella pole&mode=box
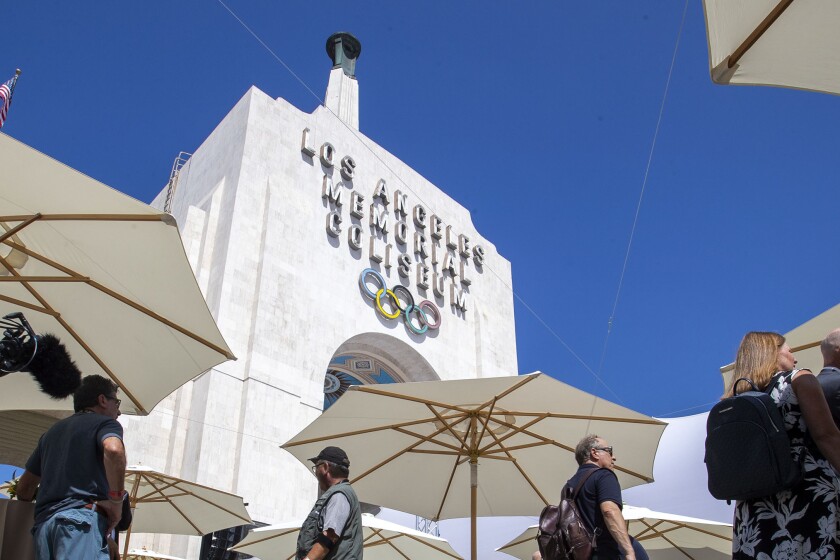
[470,459,477,560]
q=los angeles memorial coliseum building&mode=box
[123,33,518,557]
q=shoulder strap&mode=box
[764,370,800,395]
[570,467,601,499]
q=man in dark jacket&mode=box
[17,375,127,560]
[818,328,840,428]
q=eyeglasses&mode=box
[311,462,326,473]
[106,395,122,406]
[594,446,614,456]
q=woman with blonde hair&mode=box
[729,332,840,559]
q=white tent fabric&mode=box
[0,133,234,414]
[703,0,840,95]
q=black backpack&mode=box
[705,372,804,502]
[538,468,600,560]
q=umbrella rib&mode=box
[352,412,470,485]
[400,532,463,558]
[728,0,795,68]
[473,374,539,413]
[0,276,89,282]
[283,413,466,448]
[393,426,466,454]
[368,528,411,560]
[141,476,203,534]
[481,417,550,506]
[3,239,235,359]
[435,445,465,521]
[500,533,538,550]
[476,413,548,455]
[475,397,498,450]
[232,528,297,547]
[636,519,696,560]
[479,414,654,482]
[353,385,474,414]
[638,520,732,542]
[427,404,473,454]
[0,214,42,243]
[147,475,251,524]
[0,293,54,316]
[490,411,665,425]
[0,213,168,222]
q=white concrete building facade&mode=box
[122,33,517,557]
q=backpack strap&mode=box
[569,467,601,500]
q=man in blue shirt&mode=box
[17,375,127,560]
[567,435,646,560]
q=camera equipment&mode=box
[0,312,81,399]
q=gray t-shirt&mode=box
[320,492,350,537]
[26,411,123,527]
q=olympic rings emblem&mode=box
[359,268,441,334]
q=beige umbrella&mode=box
[121,466,252,556]
[0,133,235,415]
[497,506,731,560]
[719,302,839,389]
[123,549,186,560]
[702,0,840,95]
[282,373,666,560]
[231,514,462,560]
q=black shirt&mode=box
[566,464,623,558]
[26,411,123,527]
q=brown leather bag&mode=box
[537,468,600,560]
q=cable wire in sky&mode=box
[595,0,690,384]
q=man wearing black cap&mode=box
[296,446,363,560]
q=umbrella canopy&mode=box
[702,0,840,95]
[124,549,186,560]
[0,133,234,415]
[283,373,666,560]
[497,506,732,560]
[122,466,252,555]
[719,302,839,389]
[231,514,462,560]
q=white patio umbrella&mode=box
[283,373,666,560]
[122,466,252,556]
[124,549,186,560]
[231,514,462,560]
[497,506,731,560]
[720,301,839,389]
[0,133,235,415]
[702,0,840,95]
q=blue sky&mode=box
[1,0,838,470]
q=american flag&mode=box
[0,71,20,129]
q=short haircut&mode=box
[73,375,119,412]
[575,434,600,466]
[326,460,350,479]
[821,329,840,361]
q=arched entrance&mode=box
[322,332,439,410]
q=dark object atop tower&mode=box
[326,32,362,78]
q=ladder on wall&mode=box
[163,151,192,214]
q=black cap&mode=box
[309,446,350,468]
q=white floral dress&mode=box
[733,372,840,559]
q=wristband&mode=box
[107,490,125,502]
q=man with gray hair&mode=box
[567,435,646,560]
[818,328,840,428]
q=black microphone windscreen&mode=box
[24,334,82,399]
